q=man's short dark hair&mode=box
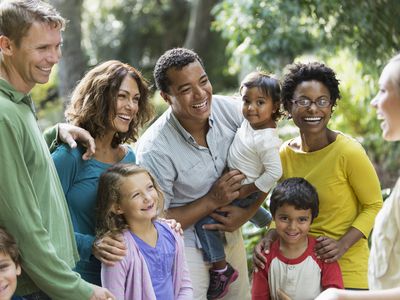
[270,177,319,221]
[153,47,205,93]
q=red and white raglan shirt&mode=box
[252,236,343,300]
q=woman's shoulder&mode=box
[334,133,366,155]
[280,137,300,152]
[52,143,85,158]
[120,144,136,163]
[51,144,86,170]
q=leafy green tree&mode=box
[213,0,400,75]
[214,0,400,188]
[82,0,234,92]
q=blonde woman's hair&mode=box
[388,54,400,92]
[96,164,165,238]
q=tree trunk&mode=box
[183,0,218,58]
[50,0,87,107]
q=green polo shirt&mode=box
[0,79,93,299]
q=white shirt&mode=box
[227,119,282,193]
[368,177,400,289]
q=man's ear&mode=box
[160,91,172,105]
[0,35,14,56]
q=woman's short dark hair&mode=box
[281,62,341,113]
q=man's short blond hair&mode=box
[0,0,66,47]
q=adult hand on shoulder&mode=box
[58,123,95,160]
[92,233,127,266]
[315,236,345,263]
[203,205,248,232]
[253,229,278,272]
[89,285,115,300]
[207,169,245,208]
[161,218,183,235]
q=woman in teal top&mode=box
[51,60,154,285]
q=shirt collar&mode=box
[0,79,37,117]
[167,108,214,145]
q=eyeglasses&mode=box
[291,98,331,108]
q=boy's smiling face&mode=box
[0,251,21,300]
[274,203,312,247]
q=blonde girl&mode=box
[96,164,192,300]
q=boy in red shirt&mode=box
[252,178,343,300]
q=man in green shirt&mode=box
[0,1,113,299]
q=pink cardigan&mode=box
[101,222,193,300]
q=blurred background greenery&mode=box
[35,0,400,270]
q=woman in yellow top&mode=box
[253,62,383,289]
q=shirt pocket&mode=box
[177,157,215,196]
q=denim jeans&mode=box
[195,192,272,263]
[185,231,251,300]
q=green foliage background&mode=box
[32,0,400,274]
[212,0,400,188]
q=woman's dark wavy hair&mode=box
[281,62,341,114]
[65,60,154,148]
[240,71,283,121]
[96,164,165,238]
[270,177,319,221]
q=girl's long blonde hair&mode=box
[96,164,164,238]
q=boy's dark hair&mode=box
[0,226,20,265]
[240,71,283,121]
[281,62,341,113]
[270,177,319,221]
[153,47,205,93]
